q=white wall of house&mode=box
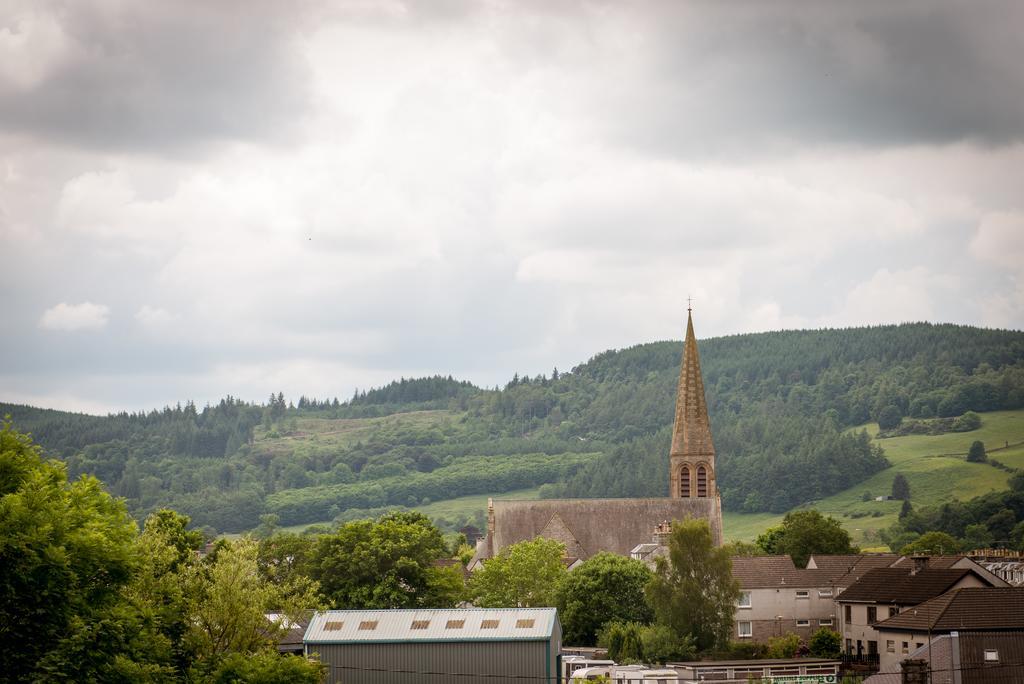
[734,586,838,643]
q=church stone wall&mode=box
[491,497,722,559]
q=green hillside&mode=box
[723,409,1024,546]
[3,322,1022,535]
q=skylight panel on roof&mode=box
[481,619,500,629]
[515,619,535,628]
[324,621,344,631]
[445,620,465,629]
[411,620,430,629]
[358,620,378,630]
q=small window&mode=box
[411,620,430,630]
[818,589,833,598]
[845,639,852,655]
[358,621,378,631]
[737,621,752,638]
[867,607,877,624]
[738,591,752,608]
[445,620,465,629]
[984,649,999,663]
[796,590,810,599]
[796,619,810,627]
[515,619,535,628]
[481,619,500,629]
[819,618,833,626]
[886,640,895,653]
[916,642,924,650]
[901,642,909,655]
[324,621,344,631]
[844,605,851,622]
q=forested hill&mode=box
[3,322,1022,533]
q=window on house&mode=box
[901,642,909,654]
[916,643,924,650]
[697,465,708,497]
[738,591,752,608]
[844,605,851,622]
[819,619,833,627]
[868,641,878,655]
[886,640,895,653]
[818,589,833,598]
[737,621,752,638]
[796,590,810,599]
[984,650,999,662]
[867,607,877,624]
[845,639,852,655]
[796,620,810,627]
[679,466,691,498]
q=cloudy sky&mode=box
[1,0,1022,414]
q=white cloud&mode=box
[39,301,110,331]
[970,212,1024,271]
[135,304,177,330]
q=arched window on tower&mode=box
[697,465,708,498]
[679,466,691,498]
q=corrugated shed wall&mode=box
[312,640,557,684]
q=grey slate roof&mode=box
[874,587,1024,632]
[304,608,559,644]
[837,567,988,605]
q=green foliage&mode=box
[954,411,983,432]
[646,517,740,652]
[311,511,461,609]
[0,420,140,681]
[773,510,856,567]
[809,628,842,658]
[469,537,567,608]
[721,539,761,556]
[900,531,961,555]
[597,621,696,665]
[766,633,801,659]
[187,539,321,668]
[208,652,324,683]
[891,472,911,500]
[967,440,987,463]
[556,552,654,645]
[877,405,903,431]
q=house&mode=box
[303,607,561,684]
[836,559,1003,665]
[869,586,1024,673]
[730,556,839,643]
[864,631,1024,684]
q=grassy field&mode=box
[723,410,1024,546]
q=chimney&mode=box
[910,555,929,575]
[654,520,672,546]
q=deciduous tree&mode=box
[469,537,567,608]
[646,517,739,652]
[774,510,856,568]
[556,552,654,645]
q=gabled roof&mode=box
[731,556,829,589]
[874,587,1024,632]
[807,554,900,586]
[837,567,987,605]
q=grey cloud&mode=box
[600,1,1024,152]
[0,1,313,151]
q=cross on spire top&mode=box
[687,296,694,312]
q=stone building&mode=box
[471,309,724,566]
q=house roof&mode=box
[874,587,1024,632]
[807,554,900,586]
[304,608,559,644]
[730,555,830,589]
[837,567,985,605]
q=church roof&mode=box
[491,497,721,560]
[670,310,715,459]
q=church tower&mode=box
[669,307,717,500]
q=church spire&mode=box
[670,308,715,460]
[669,307,716,499]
